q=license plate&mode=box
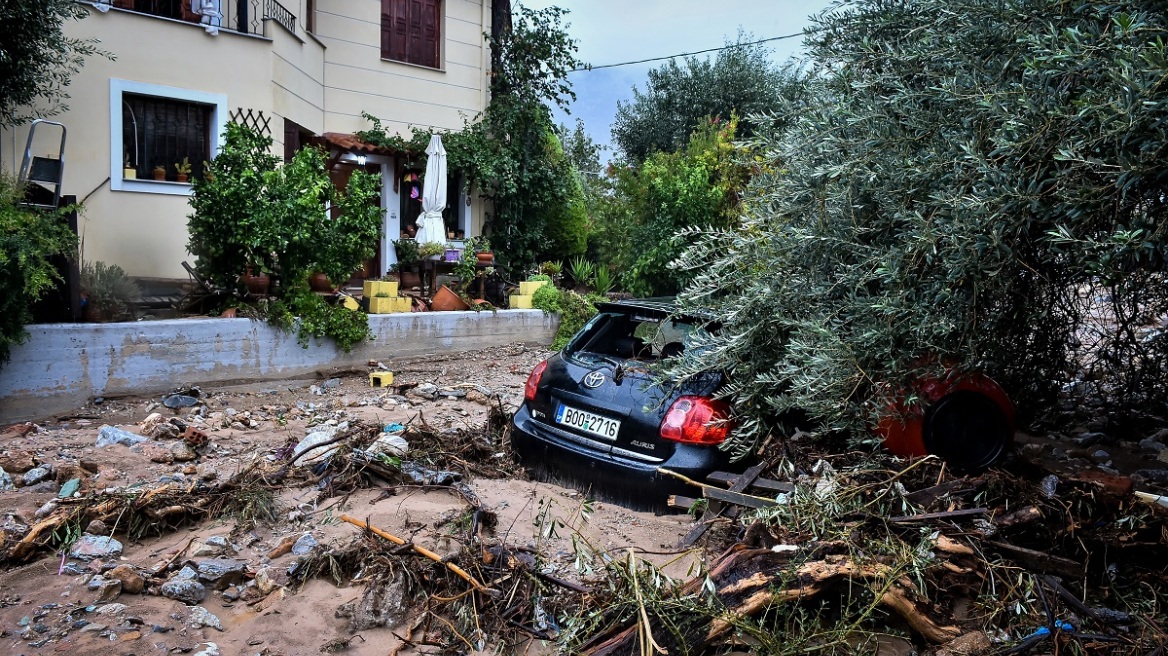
[555,403,621,441]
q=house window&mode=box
[110,79,228,195]
[306,0,315,33]
[380,0,441,69]
[122,94,212,182]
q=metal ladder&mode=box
[18,119,67,210]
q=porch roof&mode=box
[310,132,410,159]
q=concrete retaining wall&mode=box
[0,310,556,422]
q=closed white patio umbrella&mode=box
[414,134,447,246]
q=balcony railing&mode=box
[106,0,296,37]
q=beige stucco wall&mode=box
[0,1,492,281]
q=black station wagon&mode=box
[511,299,743,503]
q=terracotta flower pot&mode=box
[476,252,494,265]
[308,272,334,292]
[430,285,470,311]
[241,270,270,295]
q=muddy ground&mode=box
[0,344,705,655]
[2,343,1168,656]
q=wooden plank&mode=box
[668,495,698,510]
[888,508,987,523]
[706,471,795,494]
[677,463,768,548]
[704,487,777,510]
[986,541,1083,578]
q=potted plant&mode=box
[123,153,136,180]
[418,241,445,261]
[81,261,141,322]
[174,157,192,183]
[466,235,493,264]
[153,164,167,181]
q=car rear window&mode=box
[564,311,705,366]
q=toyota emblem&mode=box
[582,371,606,388]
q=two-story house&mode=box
[0,0,493,288]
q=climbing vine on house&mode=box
[357,5,586,274]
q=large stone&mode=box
[69,535,123,561]
[160,579,207,605]
[253,566,283,595]
[107,565,145,594]
[188,606,223,631]
[22,465,52,486]
[0,453,37,474]
[96,426,147,448]
[0,467,12,492]
[195,559,247,590]
[407,383,439,401]
[92,577,122,603]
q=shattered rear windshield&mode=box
[564,312,708,367]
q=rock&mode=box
[70,535,123,561]
[937,630,992,656]
[204,535,229,548]
[336,568,409,630]
[195,559,247,590]
[266,536,296,559]
[1139,437,1165,452]
[160,579,207,605]
[85,519,109,535]
[193,642,221,656]
[0,467,14,492]
[221,586,240,602]
[367,434,409,458]
[1091,449,1111,460]
[22,465,52,486]
[438,388,467,399]
[291,426,341,465]
[1072,432,1107,447]
[188,606,223,631]
[168,441,199,462]
[107,565,145,594]
[92,577,122,602]
[253,566,282,594]
[23,480,59,493]
[94,602,127,616]
[195,463,218,481]
[58,478,81,498]
[0,452,37,474]
[291,533,318,555]
[35,501,57,518]
[191,541,220,558]
[140,413,165,436]
[80,622,107,632]
[1,515,29,542]
[466,389,489,404]
[322,378,342,390]
[96,425,147,448]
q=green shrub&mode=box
[0,175,77,366]
[265,288,371,352]
[531,284,601,350]
[80,261,140,321]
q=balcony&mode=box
[105,0,297,37]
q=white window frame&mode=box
[109,79,228,195]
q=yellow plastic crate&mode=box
[510,294,533,309]
[519,280,548,296]
[369,371,394,387]
[368,296,411,314]
[363,280,399,298]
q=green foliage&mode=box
[266,287,372,352]
[391,238,419,268]
[608,117,750,297]
[188,123,381,348]
[612,35,807,162]
[80,261,140,320]
[0,175,77,364]
[670,0,1168,455]
[187,122,280,286]
[0,0,108,126]
[566,255,595,289]
[530,284,603,350]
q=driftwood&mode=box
[339,514,494,594]
[578,546,961,655]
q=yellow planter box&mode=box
[369,371,394,387]
[510,294,533,309]
[368,296,411,314]
[519,280,548,296]
[363,280,399,298]
[340,296,360,311]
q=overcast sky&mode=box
[519,0,835,160]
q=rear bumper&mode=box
[510,404,742,506]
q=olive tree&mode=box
[670,0,1168,457]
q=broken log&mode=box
[339,514,494,595]
[578,546,961,655]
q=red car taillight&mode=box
[524,360,548,402]
[659,396,732,445]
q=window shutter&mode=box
[420,0,440,68]
[382,0,440,67]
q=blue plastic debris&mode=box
[383,423,405,433]
[1026,620,1074,638]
